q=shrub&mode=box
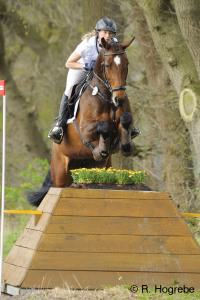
[70,167,147,185]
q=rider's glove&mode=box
[83,60,95,71]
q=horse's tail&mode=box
[26,167,54,207]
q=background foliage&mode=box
[0,0,200,235]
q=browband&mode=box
[104,51,126,56]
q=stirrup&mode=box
[131,127,140,139]
[48,126,63,144]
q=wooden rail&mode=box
[4,210,42,215]
[181,213,200,218]
[4,210,43,225]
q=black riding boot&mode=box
[48,93,69,144]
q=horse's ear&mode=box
[101,37,110,50]
[121,37,135,49]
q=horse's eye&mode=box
[105,65,110,70]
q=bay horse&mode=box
[28,37,136,206]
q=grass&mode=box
[2,157,49,258]
[5,286,200,299]
[3,214,30,258]
[196,236,200,244]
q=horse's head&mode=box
[99,37,134,107]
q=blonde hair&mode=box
[81,30,96,41]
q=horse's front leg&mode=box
[120,112,135,156]
[92,121,110,161]
[51,143,73,187]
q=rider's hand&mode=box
[83,60,95,71]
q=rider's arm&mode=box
[65,51,83,69]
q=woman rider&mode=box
[48,18,140,144]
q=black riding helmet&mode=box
[95,18,117,35]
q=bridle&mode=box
[101,48,127,94]
[89,45,128,107]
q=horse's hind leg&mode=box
[51,144,72,187]
[92,121,110,161]
[120,112,135,156]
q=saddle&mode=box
[63,71,94,123]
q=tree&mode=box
[136,0,200,208]
[0,0,82,185]
[131,1,195,209]
[0,0,126,186]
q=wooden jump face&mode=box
[2,188,200,295]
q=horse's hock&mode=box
[2,188,200,294]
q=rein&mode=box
[74,46,128,153]
[89,72,118,135]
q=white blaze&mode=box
[114,55,121,66]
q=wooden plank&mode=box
[30,252,200,273]
[61,188,169,200]
[15,229,43,251]
[2,263,27,286]
[38,193,61,214]
[21,270,200,289]
[47,216,190,236]
[48,187,62,196]
[4,245,36,269]
[53,198,179,217]
[26,212,52,232]
[38,234,200,254]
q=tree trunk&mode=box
[82,0,106,32]
[0,0,49,56]
[137,0,198,93]
[131,1,195,209]
[137,0,200,198]
[82,0,124,41]
[174,0,200,79]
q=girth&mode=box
[73,99,121,154]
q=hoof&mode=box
[93,148,109,161]
[100,151,109,159]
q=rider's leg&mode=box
[48,69,88,144]
[48,92,69,144]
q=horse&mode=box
[27,37,136,206]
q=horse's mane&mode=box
[109,40,119,51]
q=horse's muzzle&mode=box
[113,96,127,107]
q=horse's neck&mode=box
[92,73,110,97]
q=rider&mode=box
[48,18,140,144]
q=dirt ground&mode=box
[72,183,152,191]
